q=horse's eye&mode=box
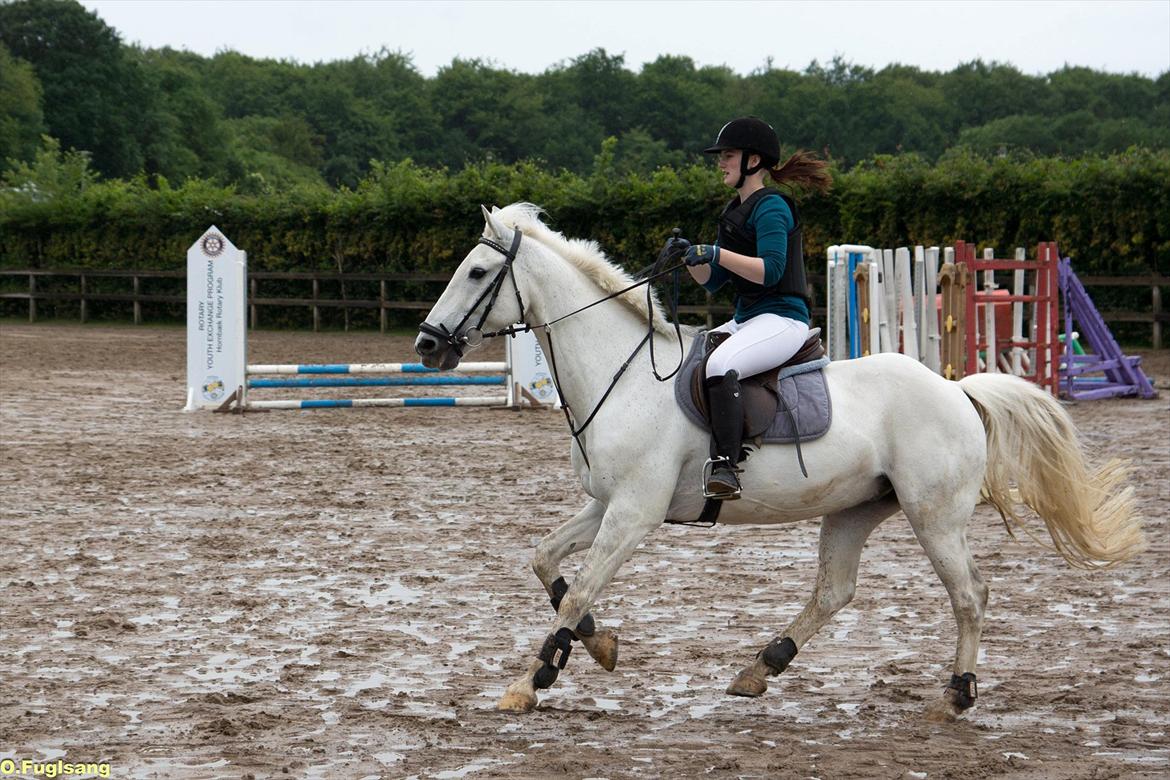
[469,267,487,280]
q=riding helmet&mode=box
[703,117,781,165]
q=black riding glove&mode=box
[684,244,720,267]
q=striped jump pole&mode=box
[245,361,506,375]
[243,360,513,410]
[247,376,506,388]
[246,396,510,410]
[246,362,507,388]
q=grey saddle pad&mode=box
[673,332,832,444]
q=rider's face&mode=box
[717,149,759,187]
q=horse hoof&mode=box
[498,688,538,713]
[923,696,961,723]
[726,668,768,697]
[581,629,619,672]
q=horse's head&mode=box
[415,205,529,370]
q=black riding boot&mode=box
[704,370,745,499]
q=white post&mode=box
[1028,246,1039,375]
[185,227,246,410]
[825,254,838,359]
[504,336,516,408]
[896,247,918,360]
[923,247,941,373]
[982,247,997,373]
[1012,247,1026,376]
[914,246,927,361]
[879,248,896,353]
[833,258,850,359]
[866,259,880,356]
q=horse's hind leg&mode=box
[727,495,898,697]
[531,499,618,671]
[903,503,988,722]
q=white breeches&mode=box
[705,313,810,379]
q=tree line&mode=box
[2,0,1168,191]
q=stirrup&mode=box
[702,456,742,500]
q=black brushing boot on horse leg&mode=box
[549,576,596,637]
[532,628,575,690]
[704,369,745,499]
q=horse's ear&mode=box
[481,204,508,239]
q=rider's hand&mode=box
[660,235,691,263]
[684,244,720,267]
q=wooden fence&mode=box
[1,268,1166,347]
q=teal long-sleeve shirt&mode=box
[701,194,810,324]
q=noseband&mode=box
[417,229,526,358]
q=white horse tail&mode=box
[959,373,1146,569]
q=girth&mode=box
[689,327,825,438]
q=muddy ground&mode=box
[0,324,1167,780]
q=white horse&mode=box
[414,203,1144,719]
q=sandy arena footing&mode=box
[1,324,1167,779]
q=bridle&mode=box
[417,229,526,358]
[419,227,687,468]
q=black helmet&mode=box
[703,117,780,165]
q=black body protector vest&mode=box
[716,188,811,311]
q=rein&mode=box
[422,229,687,467]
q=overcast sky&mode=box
[81,0,1169,77]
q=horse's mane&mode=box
[492,203,674,334]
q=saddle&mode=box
[689,328,826,437]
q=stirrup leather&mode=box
[702,456,742,499]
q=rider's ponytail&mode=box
[767,150,832,194]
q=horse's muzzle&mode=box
[415,329,463,371]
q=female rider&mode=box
[679,117,832,499]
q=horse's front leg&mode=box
[499,492,668,713]
[531,499,619,672]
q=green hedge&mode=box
[2,147,1166,331]
[3,147,1167,274]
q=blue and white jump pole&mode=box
[242,359,515,410]
[183,227,556,411]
